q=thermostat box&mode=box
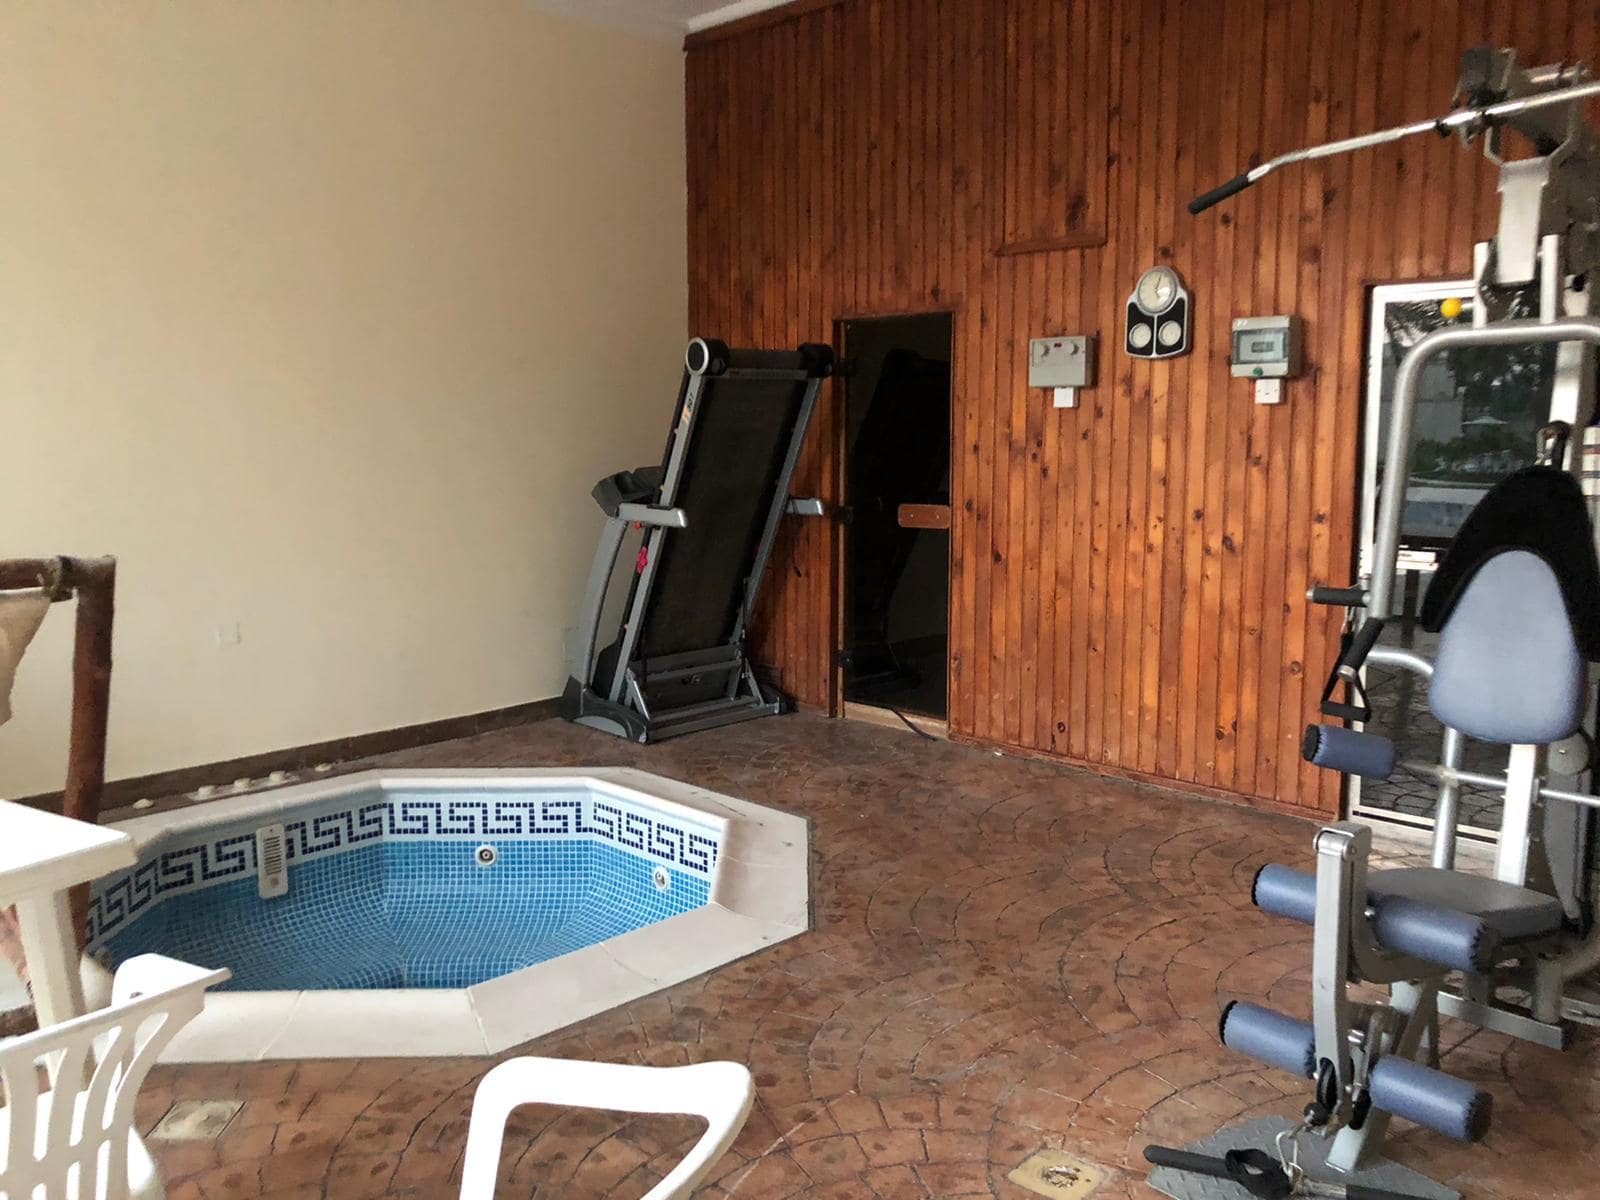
[1028,336,1095,389]
[1230,315,1303,379]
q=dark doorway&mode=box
[839,314,953,720]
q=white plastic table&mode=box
[0,800,135,1027]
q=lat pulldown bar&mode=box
[1190,75,1600,213]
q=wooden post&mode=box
[0,555,117,1004]
[0,556,115,825]
[61,559,115,828]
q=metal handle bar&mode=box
[1191,77,1600,213]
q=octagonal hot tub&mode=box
[88,768,808,1061]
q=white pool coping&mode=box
[106,767,810,1061]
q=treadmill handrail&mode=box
[603,361,712,701]
[617,503,688,529]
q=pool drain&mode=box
[475,844,498,867]
[1007,1149,1107,1199]
[150,1099,244,1142]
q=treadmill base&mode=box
[561,677,787,743]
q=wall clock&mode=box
[1125,266,1190,358]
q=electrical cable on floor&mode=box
[866,618,943,742]
[886,703,938,741]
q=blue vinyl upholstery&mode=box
[1430,550,1586,744]
[1252,864,1562,971]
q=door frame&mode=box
[1350,277,1500,841]
[829,308,959,724]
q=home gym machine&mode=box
[561,337,833,743]
[1146,47,1600,1200]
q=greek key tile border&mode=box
[88,791,720,946]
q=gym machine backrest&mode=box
[561,337,834,743]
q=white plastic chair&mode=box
[458,1057,755,1200]
[0,954,228,1200]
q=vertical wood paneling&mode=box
[686,0,1565,816]
[995,0,1108,253]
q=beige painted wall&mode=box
[0,2,687,798]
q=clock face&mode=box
[1135,266,1180,315]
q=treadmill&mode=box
[561,337,834,742]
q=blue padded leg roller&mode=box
[1302,724,1397,778]
[1371,896,1500,974]
[1251,867,1498,972]
[1218,1001,1315,1078]
[1369,1054,1493,1142]
[1252,864,1316,924]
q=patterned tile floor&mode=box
[138,715,1598,1199]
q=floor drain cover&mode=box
[1007,1149,1108,1199]
[149,1099,244,1141]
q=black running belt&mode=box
[639,376,808,658]
[1419,464,1600,658]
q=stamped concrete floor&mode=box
[138,715,1595,1199]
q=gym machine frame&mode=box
[1188,45,1600,1179]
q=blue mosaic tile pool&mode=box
[91,786,718,990]
[103,839,708,990]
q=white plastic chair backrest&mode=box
[458,1057,754,1200]
[0,954,227,1200]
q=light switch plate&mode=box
[1254,378,1283,405]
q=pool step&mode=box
[255,823,288,898]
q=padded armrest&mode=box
[591,465,665,517]
[111,953,231,1004]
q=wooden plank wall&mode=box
[685,0,1597,816]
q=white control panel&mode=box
[1230,315,1303,405]
[1029,335,1095,408]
